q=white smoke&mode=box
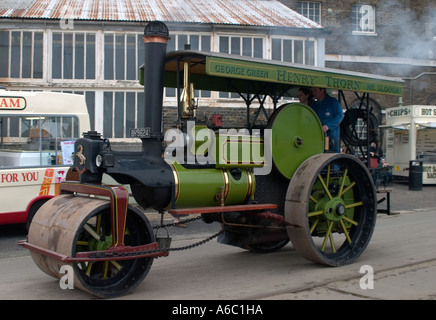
[323,0,435,61]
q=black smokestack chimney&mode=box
[142,21,170,139]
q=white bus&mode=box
[0,89,90,228]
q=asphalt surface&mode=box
[0,180,435,301]
[146,180,436,300]
[383,181,436,214]
[264,181,436,300]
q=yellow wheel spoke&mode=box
[308,210,324,217]
[76,240,88,246]
[339,168,348,196]
[326,165,331,186]
[96,215,102,233]
[309,194,318,204]
[103,261,109,279]
[329,232,336,253]
[110,260,122,271]
[340,219,352,244]
[345,201,363,209]
[84,224,100,240]
[317,174,333,200]
[340,181,356,197]
[342,215,358,226]
[86,261,93,276]
[321,221,334,252]
[309,218,319,234]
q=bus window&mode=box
[0,115,79,167]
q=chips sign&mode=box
[0,96,26,110]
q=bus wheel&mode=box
[26,199,49,231]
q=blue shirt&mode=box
[311,94,344,153]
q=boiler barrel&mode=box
[169,162,255,208]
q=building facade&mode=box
[2,0,433,140]
[0,0,325,138]
[285,0,436,111]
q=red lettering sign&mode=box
[0,96,26,110]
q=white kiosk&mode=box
[384,105,436,184]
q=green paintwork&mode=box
[171,161,254,208]
[140,51,403,97]
[190,124,212,157]
[309,175,355,235]
[268,103,324,179]
[186,124,264,168]
[206,56,403,96]
[214,133,264,168]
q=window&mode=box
[297,1,321,24]
[61,90,96,132]
[166,33,212,98]
[103,91,145,138]
[52,32,96,79]
[271,38,316,65]
[219,36,263,58]
[104,33,157,81]
[167,33,211,52]
[352,4,376,34]
[0,115,79,167]
[0,31,43,79]
[219,36,264,98]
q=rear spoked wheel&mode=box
[28,195,155,298]
[285,153,377,266]
[73,204,155,298]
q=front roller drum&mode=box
[285,153,377,266]
[28,194,155,298]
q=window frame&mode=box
[271,36,317,66]
[352,4,377,36]
[217,34,265,99]
[0,30,44,79]
[297,1,322,25]
[51,31,97,80]
[164,32,213,100]
[0,114,80,167]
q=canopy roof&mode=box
[155,51,404,97]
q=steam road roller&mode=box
[20,21,404,298]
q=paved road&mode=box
[0,182,435,300]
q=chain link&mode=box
[91,211,286,259]
[95,229,223,259]
[152,215,203,229]
[163,229,224,253]
[90,215,219,259]
[153,215,221,254]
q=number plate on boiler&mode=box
[130,127,150,138]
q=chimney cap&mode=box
[144,21,169,38]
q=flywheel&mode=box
[267,103,324,179]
